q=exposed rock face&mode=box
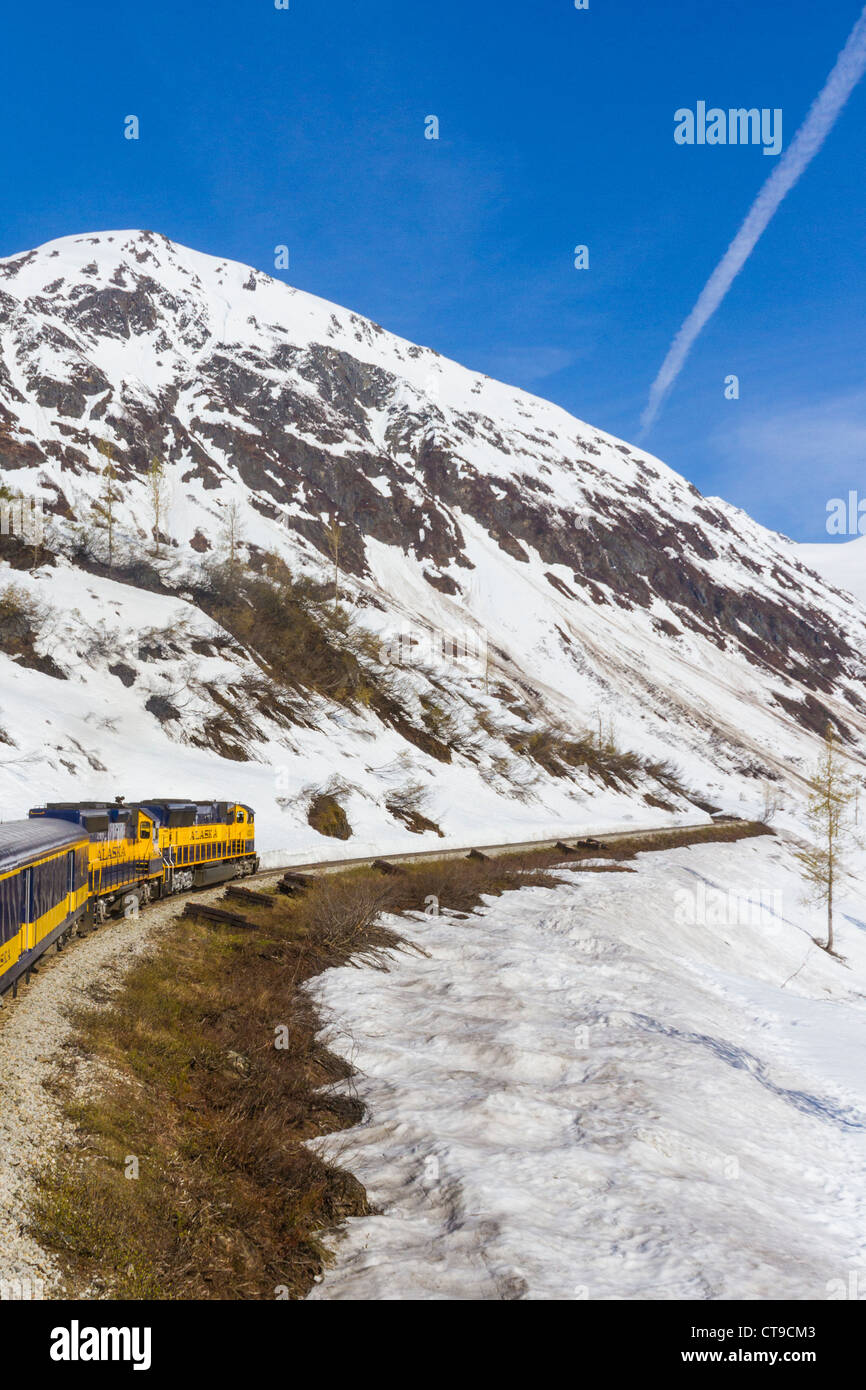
[0,228,865,846]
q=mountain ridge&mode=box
[1,228,864,852]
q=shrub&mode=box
[307,793,352,840]
[0,583,65,679]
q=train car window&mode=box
[236,811,245,823]
[22,866,33,923]
[66,850,75,895]
[0,871,22,944]
[31,857,62,916]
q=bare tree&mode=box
[761,778,782,824]
[221,500,245,573]
[795,722,858,954]
[326,513,343,610]
[92,441,120,567]
[147,454,168,554]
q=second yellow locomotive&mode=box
[29,797,258,922]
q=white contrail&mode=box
[640,5,866,436]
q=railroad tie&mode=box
[183,902,257,929]
[278,871,314,894]
[373,858,403,875]
[225,885,275,908]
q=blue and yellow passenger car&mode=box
[0,818,90,998]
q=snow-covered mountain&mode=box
[1,228,865,854]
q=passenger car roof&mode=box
[0,818,88,875]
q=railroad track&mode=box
[0,816,762,1016]
[256,816,756,880]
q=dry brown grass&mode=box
[31,882,401,1301]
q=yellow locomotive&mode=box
[29,797,258,921]
[0,797,261,996]
[138,798,258,896]
[29,801,165,918]
[5,795,257,934]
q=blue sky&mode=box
[2,0,864,541]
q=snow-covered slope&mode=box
[795,537,866,609]
[1,229,866,852]
[309,837,866,1300]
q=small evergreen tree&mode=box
[795,722,858,954]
